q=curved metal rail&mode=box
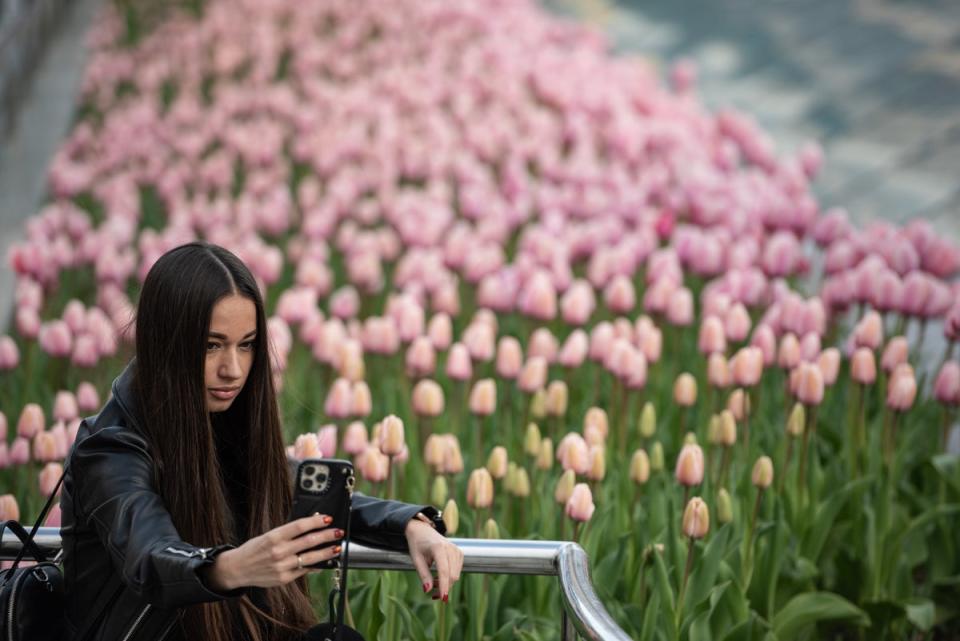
[2,528,632,640]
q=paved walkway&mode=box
[554,0,960,243]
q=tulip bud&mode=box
[851,347,878,385]
[39,462,64,496]
[881,336,909,374]
[794,362,825,406]
[469,379,497,416]
[537,437,554,470]
[518,357,548,394]
[675,444,705,486]
[673,373,697,406]
[357,446,389,483]
[52,391,78,423]
[529,389,548,419]
[431,475,449,506]
[718,410,737,446]
[586,446,606,482]
[467,468,494,509]
[786,403,805,437]
[442,499,459,535]
[486,446,509,480]
[380,414,405,457]
[707,353,731,389]
[727,389,749,422]
[496,336,524,379]
[630,449,650,485]
[512,467,531,498]
[412,379,445,417]
[75,382,100,412]
[545,381,569,417]
[649,441,664,471]
[707,414,722,445]
[934,361,960,406]
[887,365,917,412]
[439,434,464,475]
[583,407,609,439]
[565,483,596,522]
[682,497,710,539]
[481,518,501,539]
[554,469,576,504]
[342,421,369,455]
[683,432,698,445]
[0,494,19,522]
[751,455,774,489]
[445,343,473,381]
[638,402,656,438]
[524,423,542,457]
[716,488,733,524]
[17,403,44,439]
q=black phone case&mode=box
[289,458,354,569]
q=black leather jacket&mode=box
[60,364,444,641]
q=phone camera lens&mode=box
[317,473,328,484]
[303,479,314,489]
[305,466,316,475]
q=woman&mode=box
[60,242,463,641]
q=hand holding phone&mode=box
[288,458,354,569]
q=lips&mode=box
[209,387,240,401]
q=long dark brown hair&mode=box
[133,242,316,641]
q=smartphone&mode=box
[289,458,354,569]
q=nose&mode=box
[218,347,243,381]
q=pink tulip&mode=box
[517,357,548,394]
[799,332,821,363]
[565,483,596,522]
[682,497,710,539]
[698,316,727,355]
[730,346,763,387]
[38,320,72,357]
[518,271,557,321]
[561,280,596,325]
[933,362,960,406]
[71,334,99,368]
[342,421,369,455]
[0,495,19,522]
[405,336,436,378]
[445,342,473,381]
[794,362,825,406]
[49,421,68,459]
[850,347,877,384]
[330,286,360,319]
[469,379,497,415]
[887,365,917,411]
[557,433,590,475]
[817,348,841,386]
[0,336,19,370]
[33,431,59,462]
[589,322,615,362]
[463,322,495,362]
[467,468,494,509]
[17,403,44,439]
[527,328,558,363]
[357,446,389,483]
[750,324,777,366]
[293,433,322,459]
[880,336,909,374]
[351,381,372,417]
[675,443,705,486]
[16,308,40,339]
[53,391,78,423]
[496,336,523,379]
[777,334,801,370]
[707,353,731,388]
[324,378,353,419]
[558,329,589,368]
[604,275,635,313]
[666,288,694,327]
[10,437,29,465]
[427,313,453,350]
[75,381,100,412]
[724,303,751,342]
[674,373,698,406]
[412,379,445,417]
[853,311,884,351]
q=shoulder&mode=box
[67,397,153,479]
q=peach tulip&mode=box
[496,336,524,379]
[674,373,698,407]
[707,353,731,389]
[467,468,494,509]
[752,456,774,489]
[342,421,369,455]
[851,347,877,384]
[675,444,705,486]
[682,497,710,539]
[380,415,405,456]
[794,362,825,406]
[881,336,909,374]
[554,469,576,505]
[445,343,473,381]
[17,403,44,439]
[76,382,100,412]
[324,378,353,419]
[469,379,497,415]
[486,446,508,479]
[517,357,548,394]
[565,483,596,522]
[698,316,726,354]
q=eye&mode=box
[206,342,220,351]
[240,341,256,351]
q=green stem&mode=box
[675,537,696,632]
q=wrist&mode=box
[405,512,436,535]
[200,548,237,593]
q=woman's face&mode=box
[205,294,257,413]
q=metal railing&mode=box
[2,528,633,641]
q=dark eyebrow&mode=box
[208,331,257,340]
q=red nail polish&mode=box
[335,529,344,538]
[323,516,333,525]
[423,582,431,593]
[442,594,448,603]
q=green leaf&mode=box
[931,454,960,495]
[683,525,730,612]
[904,598,935,632]
[772,592,870,639]
[386,595,428,641]
[639,591,660,641]
[652,550,677,639]
[799,477,871,562]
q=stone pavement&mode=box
[553,0,960,244]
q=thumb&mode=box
[410,548,433,594]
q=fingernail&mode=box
[333,545,342,554]
[442,594,448,603]
[335,529,344,538]
[323,516,333,525]
[423,582,431,593]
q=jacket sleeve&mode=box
[68,424,246,609]
[350,493,446,552]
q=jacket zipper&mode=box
[156,613,179,641]
[120,604,152,641]
[6,571,27,641]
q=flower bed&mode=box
[3,0,960,638]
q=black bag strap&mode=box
[0,520,47,564]
[73,574,124,641]
[328,470,355,641]
[2,468,65,576]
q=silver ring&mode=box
[297,555,304,570]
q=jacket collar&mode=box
[110,359,144,432]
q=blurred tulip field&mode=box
[3,0,960,638]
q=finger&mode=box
[448,545,464,582]
[284,526,344,556]
[410,548,434,595]
[434,546,451,601]
[272,513,332,541]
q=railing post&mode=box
[561,608,577,641]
